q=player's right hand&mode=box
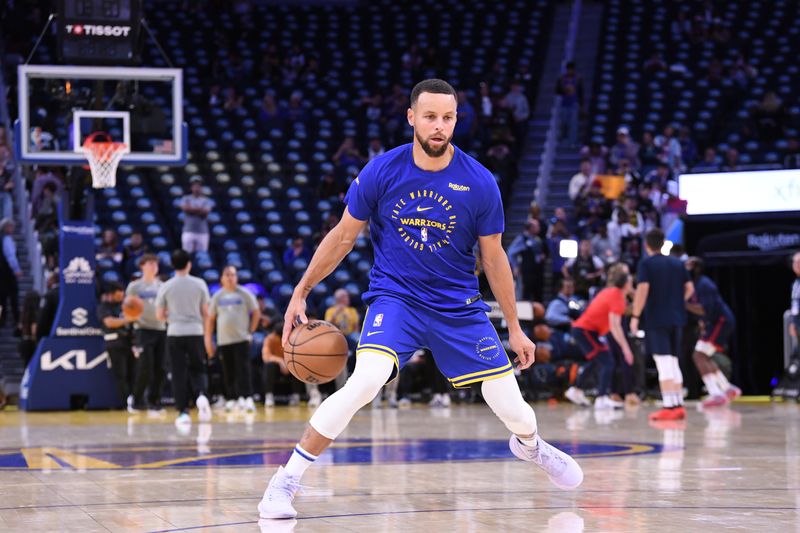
[623,346,634,366]
[282,294,309,346]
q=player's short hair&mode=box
[687,256,705,276]
[410,79,457,108]
[610,270,630,289]
[558,277,574,291]
[139,253,158,267]
[222,264,237,274]
[171,248,191,270]
[102,281,124,295]
[645,228,665,251]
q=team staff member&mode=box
[97,282,136,411]
[205,265,260,413]
[631,229,694,421]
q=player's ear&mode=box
[407,107,414,127]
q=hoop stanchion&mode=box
[79,132,130,189]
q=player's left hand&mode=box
[509,329,536,370]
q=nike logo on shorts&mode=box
[367,331,384,336]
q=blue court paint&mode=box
[0,439,663,470]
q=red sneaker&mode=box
[725,385,742,401]
[701,394,728,408]
[648,406,686,421]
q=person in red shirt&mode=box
[565,269,635,409]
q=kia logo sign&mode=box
[65,24,132,37]
[40,350,110,371]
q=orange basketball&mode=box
[533,302,545,320]
[536,344,552,363]
[283,320,348,384]
[533,324,551,341]
[122,295,144,321]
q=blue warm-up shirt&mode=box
[345,143,504,312]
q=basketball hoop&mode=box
[80,132,130,189]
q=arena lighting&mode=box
[679,169,800,215]
[560,239,578,259]
[661,240,673,256]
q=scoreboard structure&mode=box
[57,0,142,65]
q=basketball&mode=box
[533,324,552,341]
[122,295,144,321]
[283,320,348,384]
[533,302,546,320]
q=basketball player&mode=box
[155,249,213,427]
[630,229,694,421]
[126,254,167,413]
[205,265,260,413]
[566,269,635,409]
[259,79,583,520]
[685,257,741,407]
[97,281,136,409]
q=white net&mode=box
[80,135,130,189]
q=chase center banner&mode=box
[20,216,121,410]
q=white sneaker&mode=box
[387,393,398,409]
[237,397,247,411]
[594,395,624,410]
[213,397,226,410]
[509,435,583,490]
[398,397,412,408]
[175,412,191,428]
[441,394,451,408]
[429,393,443,408]
[288,393,300,406]
[197,394,213,422]
[258,466,301,519]
[565,386,591,407]
[308,390,322,408]
[225,399,236,412]
[126,395,139,414]
[264,393,275,408]
[244,396,256,413]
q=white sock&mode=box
[284,444,317,479]
[713,370,731,391]
[702,374,722,396]
[671,392,683,407]
[517,434,539,448]
[661,390,675,408]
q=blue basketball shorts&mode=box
[645,326,682,356]
[357,295,513,388]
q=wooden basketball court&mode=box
[0,400,797,532]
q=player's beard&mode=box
[416,131,453,158]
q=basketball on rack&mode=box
[122,295,145,321]
[283,321,349,384]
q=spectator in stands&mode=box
[485,143,516,200]
[0,218,21,331]
[610,127,640,170]
[784,138,800,169]
[30,167,63,217]
[97,228,124,266]
[123,231,149,278]
[580,141,608,175]
[18,290,40,367]
[562,239,604,300]
[262,320,304,407]
[504,81,530,150]
[751,91,786,142]
[545,278,580,333]
[97,281,136,408]
[181,176,213,253]
[507,219,546,302]
[0,145,14,221]
[555,61,583,146]
[644,162,671,189]
[722,148,740,172]
[35,272,59,342]
[317,172,345,201]
[34,182,58,231]
[729,54,757,90]
[325,288,360,355]
[568,159,593,203]
[30,126,59,152]
[591,225,616,265]
[223,87,243,112]
[259,44,282,81]
[694,147,720,172]
[367,137,385,161]
[655,125,682,173]
[208,85,222,107]
[678,127,698,169]
[528,202,548,239]
[638,131,660,172]
[283,236,311,269]
[575,180,611,237]
[546,216,574,286]
[513,58,534,89]
[332,136,366,170]
[363,93,383,125]
[615,158,641,189]
[478,82,494,125]
[258,93,285,130]
[286,90,308,124]
[454,91,478,147]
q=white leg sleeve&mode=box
[481,373,538,437]
[308,351,395,440]
[672,356,683,385]
[653,354,676,381]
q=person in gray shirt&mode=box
[126,253,167,413]
[181,176,214,253]
[155,249,212,426]
[205,265,261,413]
